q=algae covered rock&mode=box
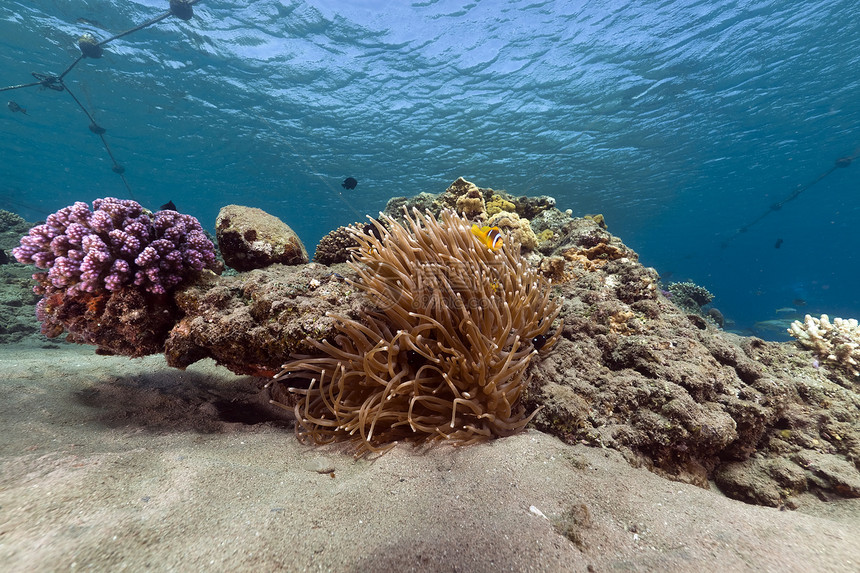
[216,205,308,271]
[164,263,357,376]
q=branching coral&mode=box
[667,281,714,310]
[273,209,561,455]
[12,198,217,355]
[789,314,860,377]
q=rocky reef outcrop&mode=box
[216,205,308,271]
[163,262,355,377]
[0,209,41,344]
[7,181,859,508]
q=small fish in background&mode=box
[160,200,177,211]
[752,318,795,332]
[774,307,797,315]
[792,298,807,307]
[7,101,27,115]
[342,177,358,190]
[774,238,783,249]
[470,224,503,250]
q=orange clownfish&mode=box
[470,224,503,250]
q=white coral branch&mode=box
[788,314,860,377]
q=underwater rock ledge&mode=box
[8,180,860,508]
[164,180,860,508]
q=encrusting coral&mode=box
[272,208,561,455]
[788,314,860,378]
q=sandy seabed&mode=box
[0,343,857,573]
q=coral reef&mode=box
[160,194,860,504]
[13,198,218,355]
[583,213,607,229]
[788,314,860,379]
[36,286,179,356]
[522,248,860,506]
[0,209,29,233]
[215,205,308,271]
[434,177,484,217]
[553,217,635,277]
[0,263,42,344]
[454,187,486,218]
[666,281,714,310]
[10,180,858,509]
[383,178,563,248]
[272,209,561,455]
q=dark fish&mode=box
[363,217,384,241]
[7,101,27,115]
[0,248,8,265]
[342,177,358,190]
[792,298,807,307]
[363,223,381,241]
[160,200,177,211]
[774,238,783,249]
[532,334,548,351]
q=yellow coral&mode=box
[487,196,516,216]
[609,310,636,335]
[561,241,627,271]
[537,229,554,243]
[584,214,607,229]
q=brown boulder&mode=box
[215,205,308,271]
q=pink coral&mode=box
[13,197,217,295]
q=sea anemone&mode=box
[272,208,561,455]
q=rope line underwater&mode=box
[720,150,857,248]
[1,0,203,200]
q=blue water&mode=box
[2,0,858,339]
